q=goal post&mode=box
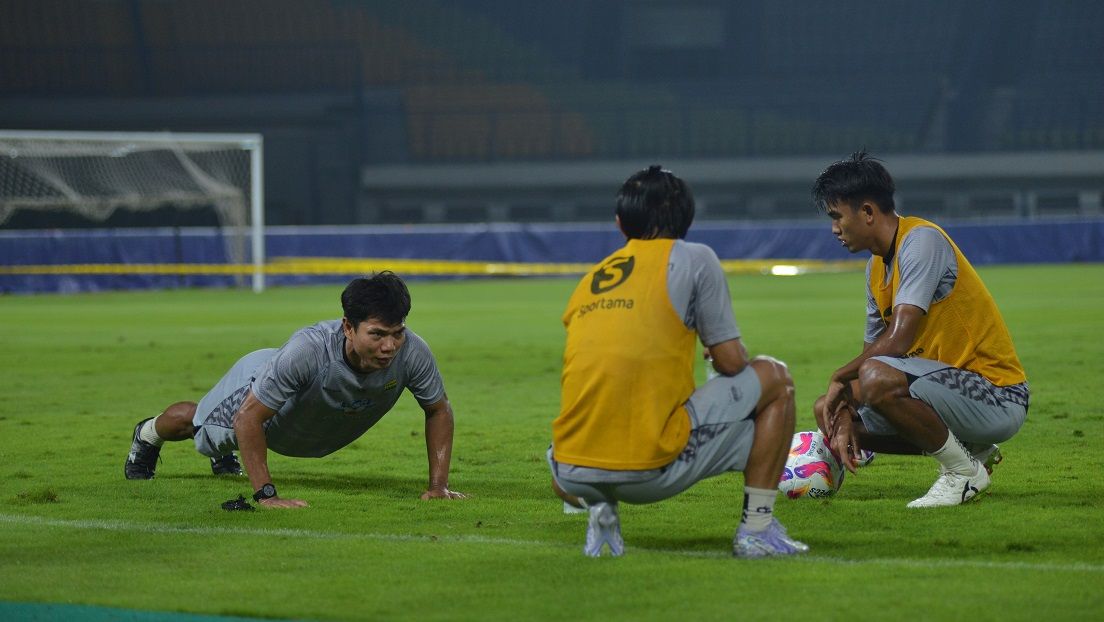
[0,129,266,292]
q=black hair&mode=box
[615,165,695,239]
[341,271,411,327]
[812,149,896,214]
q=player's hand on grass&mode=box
[259,496,309,508]
[421,487,466,500]
[829,404,862,474]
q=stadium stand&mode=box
[0,0,1101,228]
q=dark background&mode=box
[1,0,1101,227]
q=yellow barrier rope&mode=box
[0,257,864,277]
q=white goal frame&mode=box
[0,129,266,292]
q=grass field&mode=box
[1,264,1102,621]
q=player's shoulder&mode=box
[672,239,722,267]
[399,327,438,370]
[289,319,342,344]
[901,224,954,258]
[281,320,342,361]
[905,223,948,242]
[403,326,427,346]
[674,238,720,257]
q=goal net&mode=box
[0,130,265,292]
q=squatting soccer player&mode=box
[549,165,808,558]
[812,151,1029,508]
[124,271,465,506]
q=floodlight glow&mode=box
[770,265,802,276]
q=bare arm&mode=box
[421,395,465,500]
[232,390,308,508]
[706,337,750,376]
[824,303,926,418]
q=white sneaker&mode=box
[734,518,809,558]
[906,461,990,508]
[584,502,624,557]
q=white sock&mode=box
[928,432,976,475]
[741,486,777,532]
[139,417,165,447]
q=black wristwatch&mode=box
[253,483,277,502]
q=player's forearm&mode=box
[706,338,748,376]
[832,332,909,384]
[424,408,455,491]
[234,413,273,492]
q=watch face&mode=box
[262,484,276,498]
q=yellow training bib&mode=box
[870,217,1026,386]
[553,238,695,469]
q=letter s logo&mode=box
[590,256,635,294]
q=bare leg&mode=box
[856,431,923,454]
[743,356,795,490]
[858,359,947,452]
[153,402,198,441]
[814,391,924,455]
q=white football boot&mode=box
[907,460,990,508]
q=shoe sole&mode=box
[982,447,1003,475]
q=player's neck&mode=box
[871,213,900,259]
[342,338,371,374]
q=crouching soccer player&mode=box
[124,271,465,505]
[812,151,1029,508]
[548,165,807,558]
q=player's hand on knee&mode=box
[259,497,309,508]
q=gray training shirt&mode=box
[252,320,445,458]
[864,226,958,343]
[668,240,742,345]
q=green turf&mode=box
[1,265,1103,621]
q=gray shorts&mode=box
[549,365,762,505]
[191,348,277,458]
[858,356,1029,445]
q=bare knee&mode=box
[751,356,794,411]
[857,359,908,410]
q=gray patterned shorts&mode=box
[857,356,1029,444]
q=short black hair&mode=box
[341,271,411,327]
[812,150,896,214]
[615,165,695,239]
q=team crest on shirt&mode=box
[383,379,398,391]
[342,399,373,413]
[590,255,635,294]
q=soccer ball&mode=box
[778,431,845,499]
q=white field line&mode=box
[2,513,1102,574]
